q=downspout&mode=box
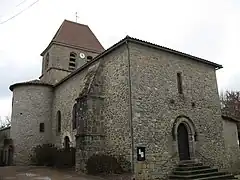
[126,40,135,173]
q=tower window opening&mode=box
[69,52,77,70]
[45,53,49,70]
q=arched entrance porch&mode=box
[172,115,197,160]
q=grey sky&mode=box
[0,0,240,118]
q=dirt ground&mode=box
[0,166,133,180]
[0,166,105,180]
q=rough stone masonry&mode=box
[8,20,240,180]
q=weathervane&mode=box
[75,12,79,23]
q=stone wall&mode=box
[128,42,226,179]
[222,118,240,171]
[51,60,100,149]
[91,45,132,162]
[75,95,105,171]
[40,44,100,85]
[74,45,132,171]
[10,85,53,165]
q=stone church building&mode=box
[7,19,240,179]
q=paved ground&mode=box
[0,166,105,180]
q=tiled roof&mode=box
[41,20,105,55]
[126,36,222,69]
[0,126,10,132]
[9,79,53,91]
[54,35,223,87]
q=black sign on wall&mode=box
[137,147,146,161]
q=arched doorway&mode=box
[177,123,190,160]
[64,136,70,151]
[7,145,13,165]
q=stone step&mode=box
[192,174,237,180]
[169,171,227,179]
[175,165,211,171]
[178,162,203,167]
[173,168,218,175]
[179,160,199,164]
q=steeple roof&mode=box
[41,20,105,56]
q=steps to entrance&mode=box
[169,160,237,180]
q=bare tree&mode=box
[5,115,11,126]
[0,115,11,129]
[220,90,240,119]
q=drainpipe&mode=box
[126,41,135,173]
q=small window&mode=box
[40,123,45,132]
[45,53,49,70]
[70,52,76,58]
[69,52,77,70]
[70,57,76,62]
[69,62,76,67]
[87,56,93,61]
[238,132,240,147]
[177,72,183,94]
[57,111,61,133]
[72,104,77,130]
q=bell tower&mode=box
[39,20,105,85]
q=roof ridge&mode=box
[54,35,222,87]
[126,36,222,69]
[63,19,89,27]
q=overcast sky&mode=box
[0,0,240,119]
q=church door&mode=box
[177,123,190,160]
[64,136,70,151]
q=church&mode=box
[5,19,240,179]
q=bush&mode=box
[86,154,123,175]
[30,144,58,166]
[31,144,76,168]
[55,147,76,168]
[117,155,132,173]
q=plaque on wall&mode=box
[137,147,146,161]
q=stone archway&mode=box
[172,115,197,160]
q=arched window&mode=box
[69,52,77,71]
[57,111,61,133]
[45,53,49,70]
[72,103,77,130]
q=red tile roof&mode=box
[41,20,105,55]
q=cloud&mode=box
[0,0,240,117]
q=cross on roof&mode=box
[75,12,79,23]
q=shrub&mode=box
[117,155,132,173]
[30,143,58,166]
[55,147,76,168]
[86,154,123,175]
